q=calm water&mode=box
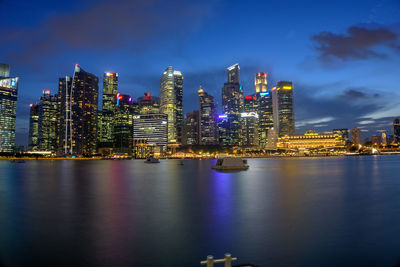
[1,156,400,266]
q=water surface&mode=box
[1,156,400,266]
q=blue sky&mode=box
[1,0,400,145]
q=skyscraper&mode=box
[113,94,137,155]
[28,104,39,151]
[138,92,160,115]
[257,91,274,148]
[272,81,294,136]
[218,114,241,146]
[198,87,217,145]
[393,118,400,143]
[0,63,10,78]
[222,64,243,114]
[133,114,168,150]
[62,65,99,155]
[240,112,259,147]
[350,127,362,145]
[160,66,183,143]
[100,72,118,149]
[0,64,18,153]
[244,95,258,113]
[57,76,72,155]
[254,72,268,93]
[37,90,58,151]
[182,110,199,146]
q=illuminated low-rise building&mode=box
[277,130,345,149]
[333,128,349,142]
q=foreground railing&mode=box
[201,253,237,267]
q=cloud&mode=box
[358,120,375,125]
[0,0,215,65]
[311,26,400,62]
[295,116,335,128]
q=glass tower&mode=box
[138,92,160,115]
[28,104,39,151]
[57,76,72,155]
[160,66,183,143]
[254,72,268,93]
[222,64,243,114]
[101,72,118,149]
[37,90,58,151]
[272,81,294,136]
[0,66,18,153]
[198,87,217,145]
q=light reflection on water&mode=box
[1,156,400,266]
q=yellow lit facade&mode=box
[277,131,345,149]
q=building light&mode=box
[259,92,270,96]
[244,96,252,99]
[218,115,228,119]
[282,86,292,90]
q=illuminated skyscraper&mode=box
[138,92,160,114]
[257,91,274,148]
[272,81,294,136]
[160,66,183,143]
[218,114,241,146]
[393,118,400,143]
[37,90,58,151]
[57,76,72,154]
[182,110,199,146]
[66,65,99,155]
[350,127,362,145]
[0,65,18,153]
[244,95,258,113]
[113,94,137,155]
[100,72,118,149]
[240,112,259,147]
[222,64,243,114]
[198,87,217,145]
[28,104,39,151]
[0,63,10,78]
[254,72,268,93]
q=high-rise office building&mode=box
[182,110,199,146]
[257,91,274,148]
[138,92,160,115]
[28,104,39,151]
[160,66,183,143]
[62,65,99,155]
[113,94,137,155]
[0,63,10,78]
[133,114,168,150]
[0,64,18,153]
[333,129,349,142]
[37,90,58,151]
[100,72,118,149]
[198,87,217,145]
[272,81,294,136]
[254,72,268,93]
[222,64,243,114]
[57,76,72,154]
[350,127,362,145]
[244,95,258,113]
[218,114,241,146]
[394,118,400,143]
[240,112,259,147]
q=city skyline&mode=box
[0,0,399,146]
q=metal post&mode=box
[224,253,237,267]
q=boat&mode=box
[212,157,249,171]
[11,159,25,163]
[144,157,160,163]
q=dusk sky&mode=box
[1,0,399,146]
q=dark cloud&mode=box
[311,26,400,62]
[0,0,214,65]
[340,88,381,99]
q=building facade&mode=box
[350,127,362,145]
[0,69,18,153]
[272,81,294,136]
[218,114,241,146]
[222,64,243,114]
[57,76,72,155]
[394,118,400,144]
[37,90,58,151]
[133,114,168,151]
[69,65,99,155]
[240,112,259,147]
[100,72,118,149]
[160,66,183,143]
[198,88,217,145]
[333,129,349,143]
[254,72,268,93]
[138,92,160,115]
[277,131,345,149]
[113,94,137,155]
[257,91,274,149]
[182,110,199,146]
[28,104,39,151]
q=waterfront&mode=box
[1,156,400,266]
